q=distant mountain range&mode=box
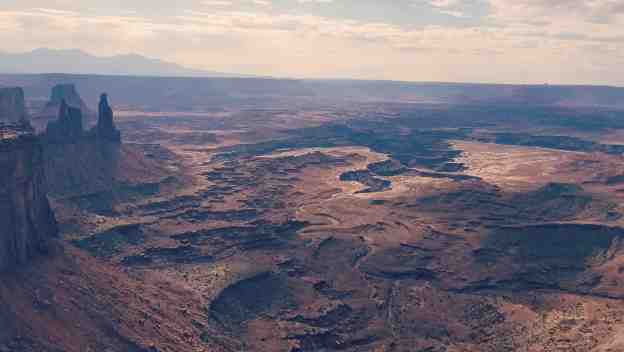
[0,48,251,78]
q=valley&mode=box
[3,78,624,351]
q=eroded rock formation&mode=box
[45,100,84,143]
[0,126,58,271]
[40,88,132,202]
[42,93,121,198]
[46,84,91,114]
[96,93,121,142]
[36,83,95,130]
[0,87,28,125]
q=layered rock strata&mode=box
[0,126,58,271]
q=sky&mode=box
[1,0,623,85]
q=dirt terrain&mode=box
[5,99,624,352]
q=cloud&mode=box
[297,0,334,3]
[202,0,233,7]
[487,0,624,46]
[0,1,622,84]
[421,0,468,18]
[489,0,624,24]
[427,0,461,8]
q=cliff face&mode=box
[0,87,27,125]
[96,93,121,142]
[0,127,58,271]
[45,100,84,143]
[37,83,95,130]
[41,87,164,213]
[48,84,86,109]
[44,136,121,199]
[45,84,92,117]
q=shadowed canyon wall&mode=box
[0,87,27,125]
[0,123,57,271]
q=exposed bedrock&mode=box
[0,87,28,125]
[96,93,121,142]
[26,83,91,132]
[43,137,121,198]
[42,91,123,199]
[45,99,84,143]
[39,84,94,123]
[0,128,58,271]
[49,84,86,108]
[43,88,121,144]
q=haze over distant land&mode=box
[2,73,624,112]
[0,48,252,78]
[1,1,623,85]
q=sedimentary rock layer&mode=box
[0,127,57,271]
[0,87,27,124]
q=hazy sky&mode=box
[1,0,623,85]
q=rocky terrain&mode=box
[41,89,172,211]
[0,126,58,272]
[0,91,57,271]
[0,85,215,352]
[0,87,28,125]
[2,77,624,351]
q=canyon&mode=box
[2,76,624,351]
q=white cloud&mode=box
[202,0,233,7]
[427,0,461,8]
[421,0,468,18]
[297,0,334,3]
[0,1,622,84]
